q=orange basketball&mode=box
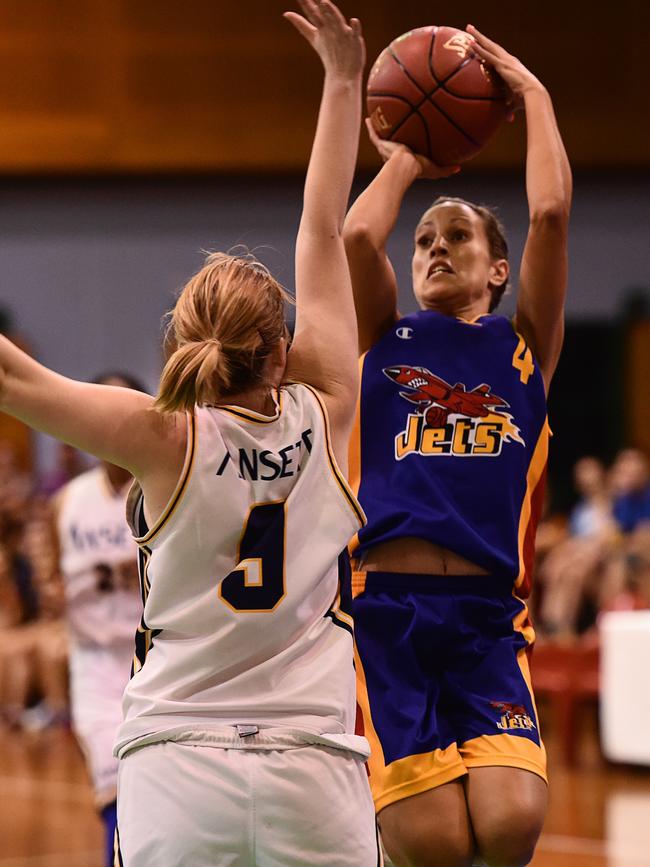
[367,26,508,166]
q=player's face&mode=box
[411,203,507,314]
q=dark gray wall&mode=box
[1,174,647,469]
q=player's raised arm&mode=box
[282,0,364,459]
[343,123,460,354]
[468,25,572,390]
[0,336,183,478]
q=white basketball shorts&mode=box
[115,738,382,866]
[69,644,132,807]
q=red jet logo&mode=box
[490,701,529,718]
[384,365,508,428]
[490,700,536,731]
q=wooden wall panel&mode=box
[0,0,645,173]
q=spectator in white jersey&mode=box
[0,3,378,865]
[50,371,144,867]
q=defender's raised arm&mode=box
[283,0,365,463]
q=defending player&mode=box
[343,26,571,867]
[0,2,380,864]
[52,372,143,867]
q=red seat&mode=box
[531,642,600,766]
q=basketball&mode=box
[367,26,508,166]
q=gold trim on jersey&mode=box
[351,569,367,599]
[459,733,547,782]
[347,354,366,554]
[354,645,389,802]
[215,388,283,425]
[295,382,367,528]
[514,417,550,590]
[456,313,490,325]
[327,592,354,631]
[134,412,197,546]
[509,592,546,781]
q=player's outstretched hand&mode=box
[466,25,544,117]
[365,118,460,180]
[284,0,365,79]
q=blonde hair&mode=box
[155,252,290,413]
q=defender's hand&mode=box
[284,0,365,79]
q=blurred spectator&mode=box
[0,513,39,727]
[599,449,650,616]
[49,371,143,865]
[534,449,650,644]
[537,457,617,639]
[610,448,650,533]
[0,483,69,730]
[0,441,32,518]
[0,305,33,471]
[38,443,86,497]
[570,457,618,538]
[18,499,69,731]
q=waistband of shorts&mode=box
[116,724,370,759]
[352,569,515,597]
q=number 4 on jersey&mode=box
[219,501,286,612]
[512,335,534,384]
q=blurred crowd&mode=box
[0,439,84,731]
[1,427,649,730]
[533,448,650,642]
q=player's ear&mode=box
[488,258,508,290]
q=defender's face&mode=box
[411,203,506,314]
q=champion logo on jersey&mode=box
[396,326,414,340]
[383,365,525,459]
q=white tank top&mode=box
[57,466,142,652]
[115,383,368,758]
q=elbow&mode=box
[343,221,377,253]
[529,201,571,231]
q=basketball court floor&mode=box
[1,709,649,866]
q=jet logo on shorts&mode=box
[490,701,536,732]
[384,365,525,459]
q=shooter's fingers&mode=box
[466,24,506,56]
[365,117,383,145]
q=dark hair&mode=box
[425,196,510,312]
[93,371,149,393]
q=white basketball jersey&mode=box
[57,466,142,653]
[115,383,367,759]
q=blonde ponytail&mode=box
[154,253,289,414]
